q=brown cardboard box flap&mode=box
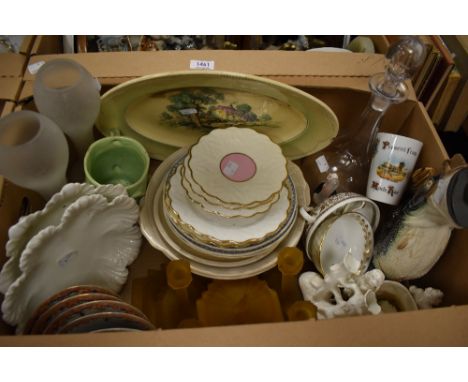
[24,51,388,80]
[0,77,22,101]
[0,305,467,346]
[0,53,27,77]
[20,51,416,101]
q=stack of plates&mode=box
[23,285,154,335]
[0,183,142,333]
[140,128,311,280]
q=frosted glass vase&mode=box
[33,59,100,158]
[0,111,69,200]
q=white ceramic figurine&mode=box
[299,253,385,319]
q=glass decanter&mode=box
[302,37,426,204]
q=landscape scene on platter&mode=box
[156,88,276,130]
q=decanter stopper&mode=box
[368,36,427,112]
[385,36,427,84]
[362,36,427,186]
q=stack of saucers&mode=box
[141,127,310,279]
[23,285,154,335]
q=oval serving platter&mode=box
[96,71,339,160]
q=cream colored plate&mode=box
[182,155,278,210]
[160,166,297,260]
[140,147,310,280]
[165,160,291,246]
[1,194,141,332]
[155,185,282,267]
[0,183,127,296]
[188,127,287,205]
[96,71,339,160]
[180,164,279,218]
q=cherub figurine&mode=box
[299,253,385,319]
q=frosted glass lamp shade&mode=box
[0,111,69,200]
[33,59,100,157]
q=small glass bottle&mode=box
[302,37,426,204]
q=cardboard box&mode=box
[0,57,22,119]
[1,51,467,345]
[0,77,20,117]
[0,50,27,114]
[0,37,35,80]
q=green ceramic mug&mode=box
[84,136,150,198]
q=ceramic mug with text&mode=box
[366,132,423,205]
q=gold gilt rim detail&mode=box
[163,193,294,249]
[311,212,373,275]
[163,168,296,248]
[186,129,288,207]
[182,155,281,210]
[179,164,282,219]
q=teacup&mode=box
[308,212,374,275]
[300,192,380,274]
[84,136,150,199]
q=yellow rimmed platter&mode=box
[96,71,339,160]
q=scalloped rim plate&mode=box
[180,164,280,217]
[187,127,287,205]
[165,161,294,246]
[157,172,297,264]
[1,193,141,332]
[140,147,310,280]
[0,183,128,295]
